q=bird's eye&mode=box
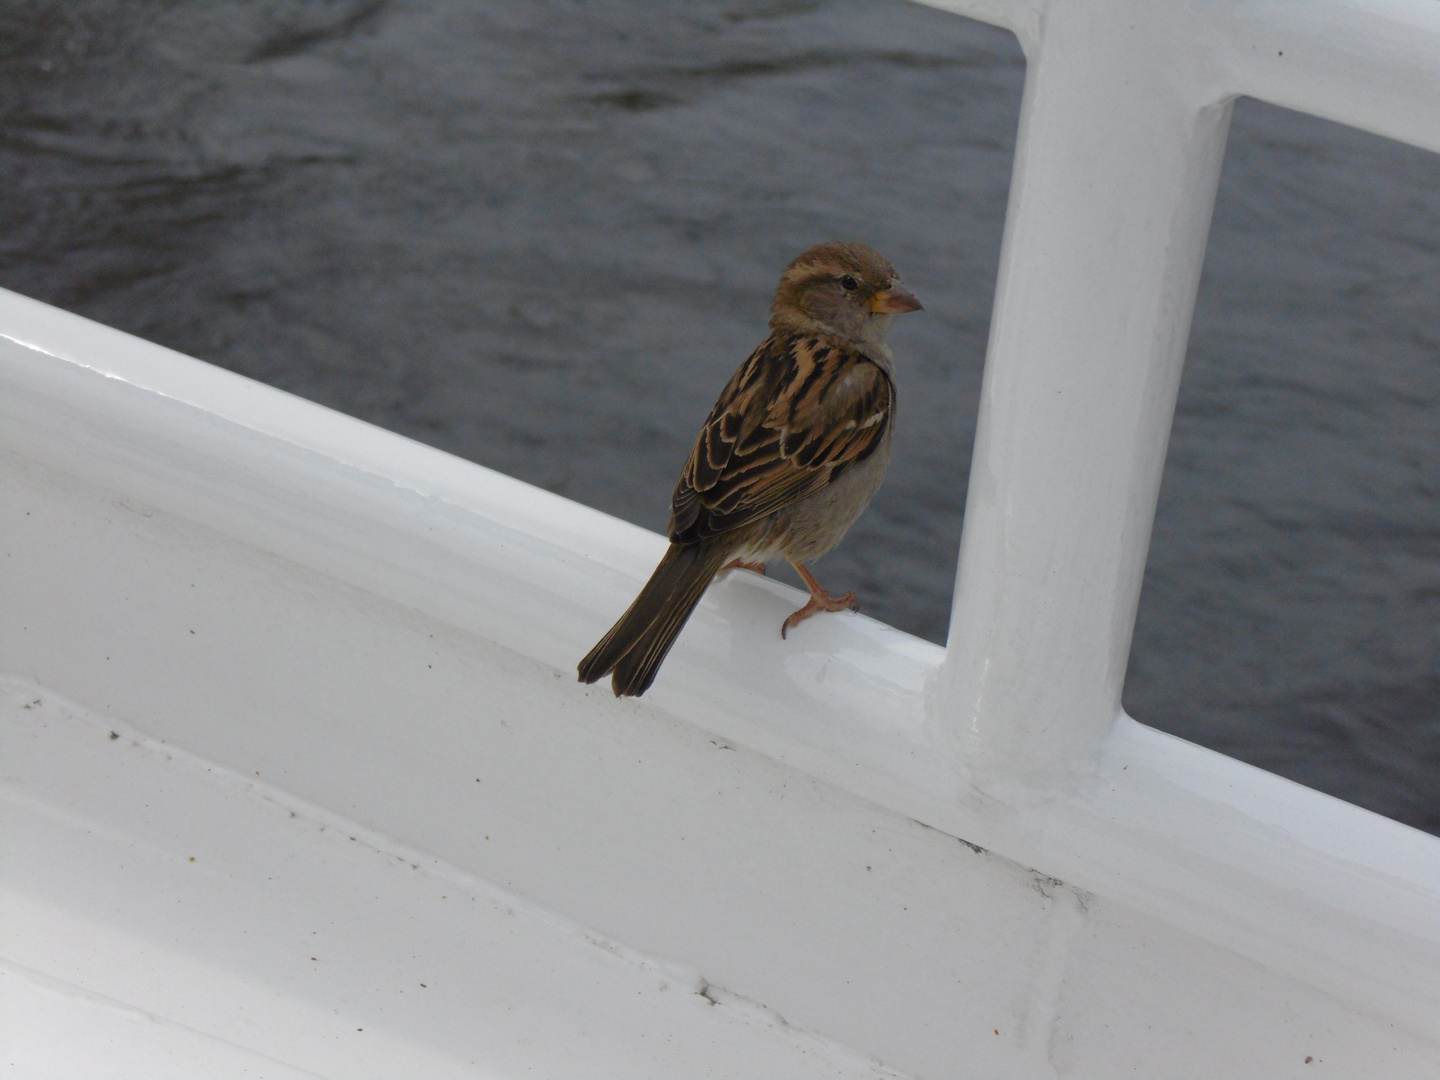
[840,275,859,292]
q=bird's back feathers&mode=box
[669,331,893,545]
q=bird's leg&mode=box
[720,558,767,575]
[782,563,858,639]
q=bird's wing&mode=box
[669,331,893,545]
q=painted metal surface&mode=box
[4,288,1438,1077]
[4,0,1440,1075]
[923,0,1440,786]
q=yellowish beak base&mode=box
[869,284,923,314]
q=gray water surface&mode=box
[2,0,1436,833]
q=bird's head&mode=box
[769,241,922,345]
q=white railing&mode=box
[2,0,1437,1060]
[898,0,1440,1031]
[929,0,1440,785]
[915,0,1440,1029]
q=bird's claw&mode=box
[780,588,858,639]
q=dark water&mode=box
[2,1,1436,834]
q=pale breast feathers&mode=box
[669,334,893,545]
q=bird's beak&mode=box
[869,282,923,314]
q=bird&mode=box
[578,241,922,698]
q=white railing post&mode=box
[936,3,1233,791]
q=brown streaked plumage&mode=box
[578,241,922,697]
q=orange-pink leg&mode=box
[781,563,858,639]
[720,558,767,575]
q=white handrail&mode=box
[920,0,1440,784]
[903,0,1440,1033]
[3,0,1437,1060]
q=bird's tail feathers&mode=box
[577,541,728,697]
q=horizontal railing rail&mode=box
[2,0,1437,1050]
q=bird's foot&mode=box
[720,558,768,575]
[782,563,858,639]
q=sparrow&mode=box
[578,241,922,697]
